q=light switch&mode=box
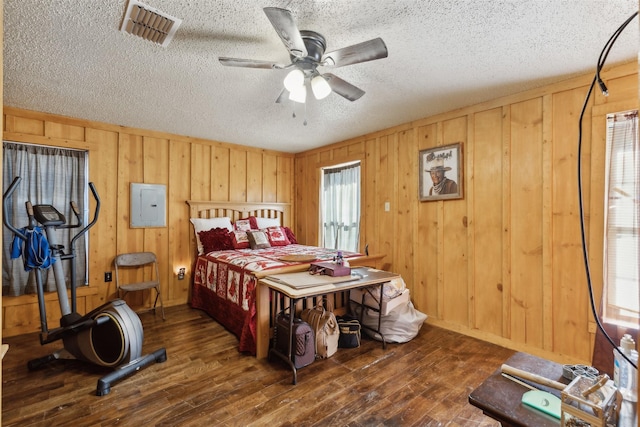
[384,201,390,212]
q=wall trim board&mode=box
[426,317,590,366]
[3,107,295,158]
[1,285,98,307]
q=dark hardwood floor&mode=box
[2,304,513,426]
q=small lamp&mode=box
[311,75,331,99]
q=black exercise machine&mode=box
[2,176,166,396]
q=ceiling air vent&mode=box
[120,0,182,47]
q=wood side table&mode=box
[469,352,570,426]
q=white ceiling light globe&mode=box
[311,75,331,100]
[283,69,304,92]
[289,85,307,103]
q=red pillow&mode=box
[265,226,291,246]
[231,230,250,249]
[283,226,298,244]
[198,227,233,253]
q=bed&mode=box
[186,200,385,358]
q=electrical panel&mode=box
[130,183,166,228]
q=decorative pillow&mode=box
[283,226,298,244]
[265,226,291,246]
[255,217,280,229]
[231,230,250,249]
[247,230,271,249]
[234,218,253,232]
[190,217,233,255]
[198,227,233,253]
[247,216,259,229]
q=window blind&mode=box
[603,111,639,329]
[321,161,361,252]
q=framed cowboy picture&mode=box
[419,142,463,201]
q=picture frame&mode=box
[419,142,463,201]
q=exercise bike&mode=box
[2,176,167,396]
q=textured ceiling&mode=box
[4,0,639,153]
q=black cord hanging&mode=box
[577,10,638,370]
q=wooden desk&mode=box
[259,267,401,384]
[469,352,569,426]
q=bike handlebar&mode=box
[2,177,101,244]
[2,177,27,241]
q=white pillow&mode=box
[255,217,280,229]
[190,217,233,255]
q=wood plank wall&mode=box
[1,108,294,337]
[293,62,638,364]
[1,62,636,366]
[1,1,5,422]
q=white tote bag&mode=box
[357,300,427,343]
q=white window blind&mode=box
[321,161,361,252]
[603,111,640,329]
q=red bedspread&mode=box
[191,244,359,354]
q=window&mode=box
[2,142,89,296]
[603,111,639,329]
[321,161,360,252]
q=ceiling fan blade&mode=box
[219,57,285,69]
[275,88,288,104]
[263,7,307,58]
[322,38,388,67]
[324,73,365,101]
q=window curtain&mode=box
[603,111,639,329]
[322,162,360,252]
[2,142,88,296]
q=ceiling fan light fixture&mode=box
[289,85,307,103]
[311,75,332,100]
[283,69,304,92]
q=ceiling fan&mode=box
[218,7,388,103]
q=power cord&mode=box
[577,10,638,370]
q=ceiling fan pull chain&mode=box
[303,103,308,126]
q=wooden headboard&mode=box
[186,200,291,226]
[186,200,292,261]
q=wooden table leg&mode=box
[256,281,270,359]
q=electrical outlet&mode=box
[105,272,112,282]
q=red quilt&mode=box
[191,244,359,354]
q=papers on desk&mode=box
[265,271,360,289]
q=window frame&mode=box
[319,160,361,252]
[602,111,639,329]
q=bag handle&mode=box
[316,296,335,312]
[315,301,325,313]
[277,304,294,318]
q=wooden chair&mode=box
[114,252,165,320]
